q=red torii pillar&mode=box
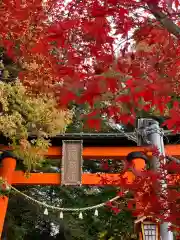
[0,155,16,239]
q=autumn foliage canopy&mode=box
[2,0,180,127]
[0,0,180,233]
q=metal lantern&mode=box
[141,221,159,240]
[135,216,160,240]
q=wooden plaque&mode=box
[61,140,83,186]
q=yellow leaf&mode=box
[99,231,107,238]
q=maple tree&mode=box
[0,0,180,235]
[1,0,180,129]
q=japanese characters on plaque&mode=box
[61,140,83,186]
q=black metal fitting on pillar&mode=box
[0,151,17,164]
[126,151,149,164]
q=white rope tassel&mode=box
[94,209,98,216]
[44,208,48,215]
[79,212,83,219]
[60,211,63,219]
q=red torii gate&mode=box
[0,143,180,238]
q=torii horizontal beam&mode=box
[1,144,180,158]
[11,171,179,186]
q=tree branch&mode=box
[147,3,180,38]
